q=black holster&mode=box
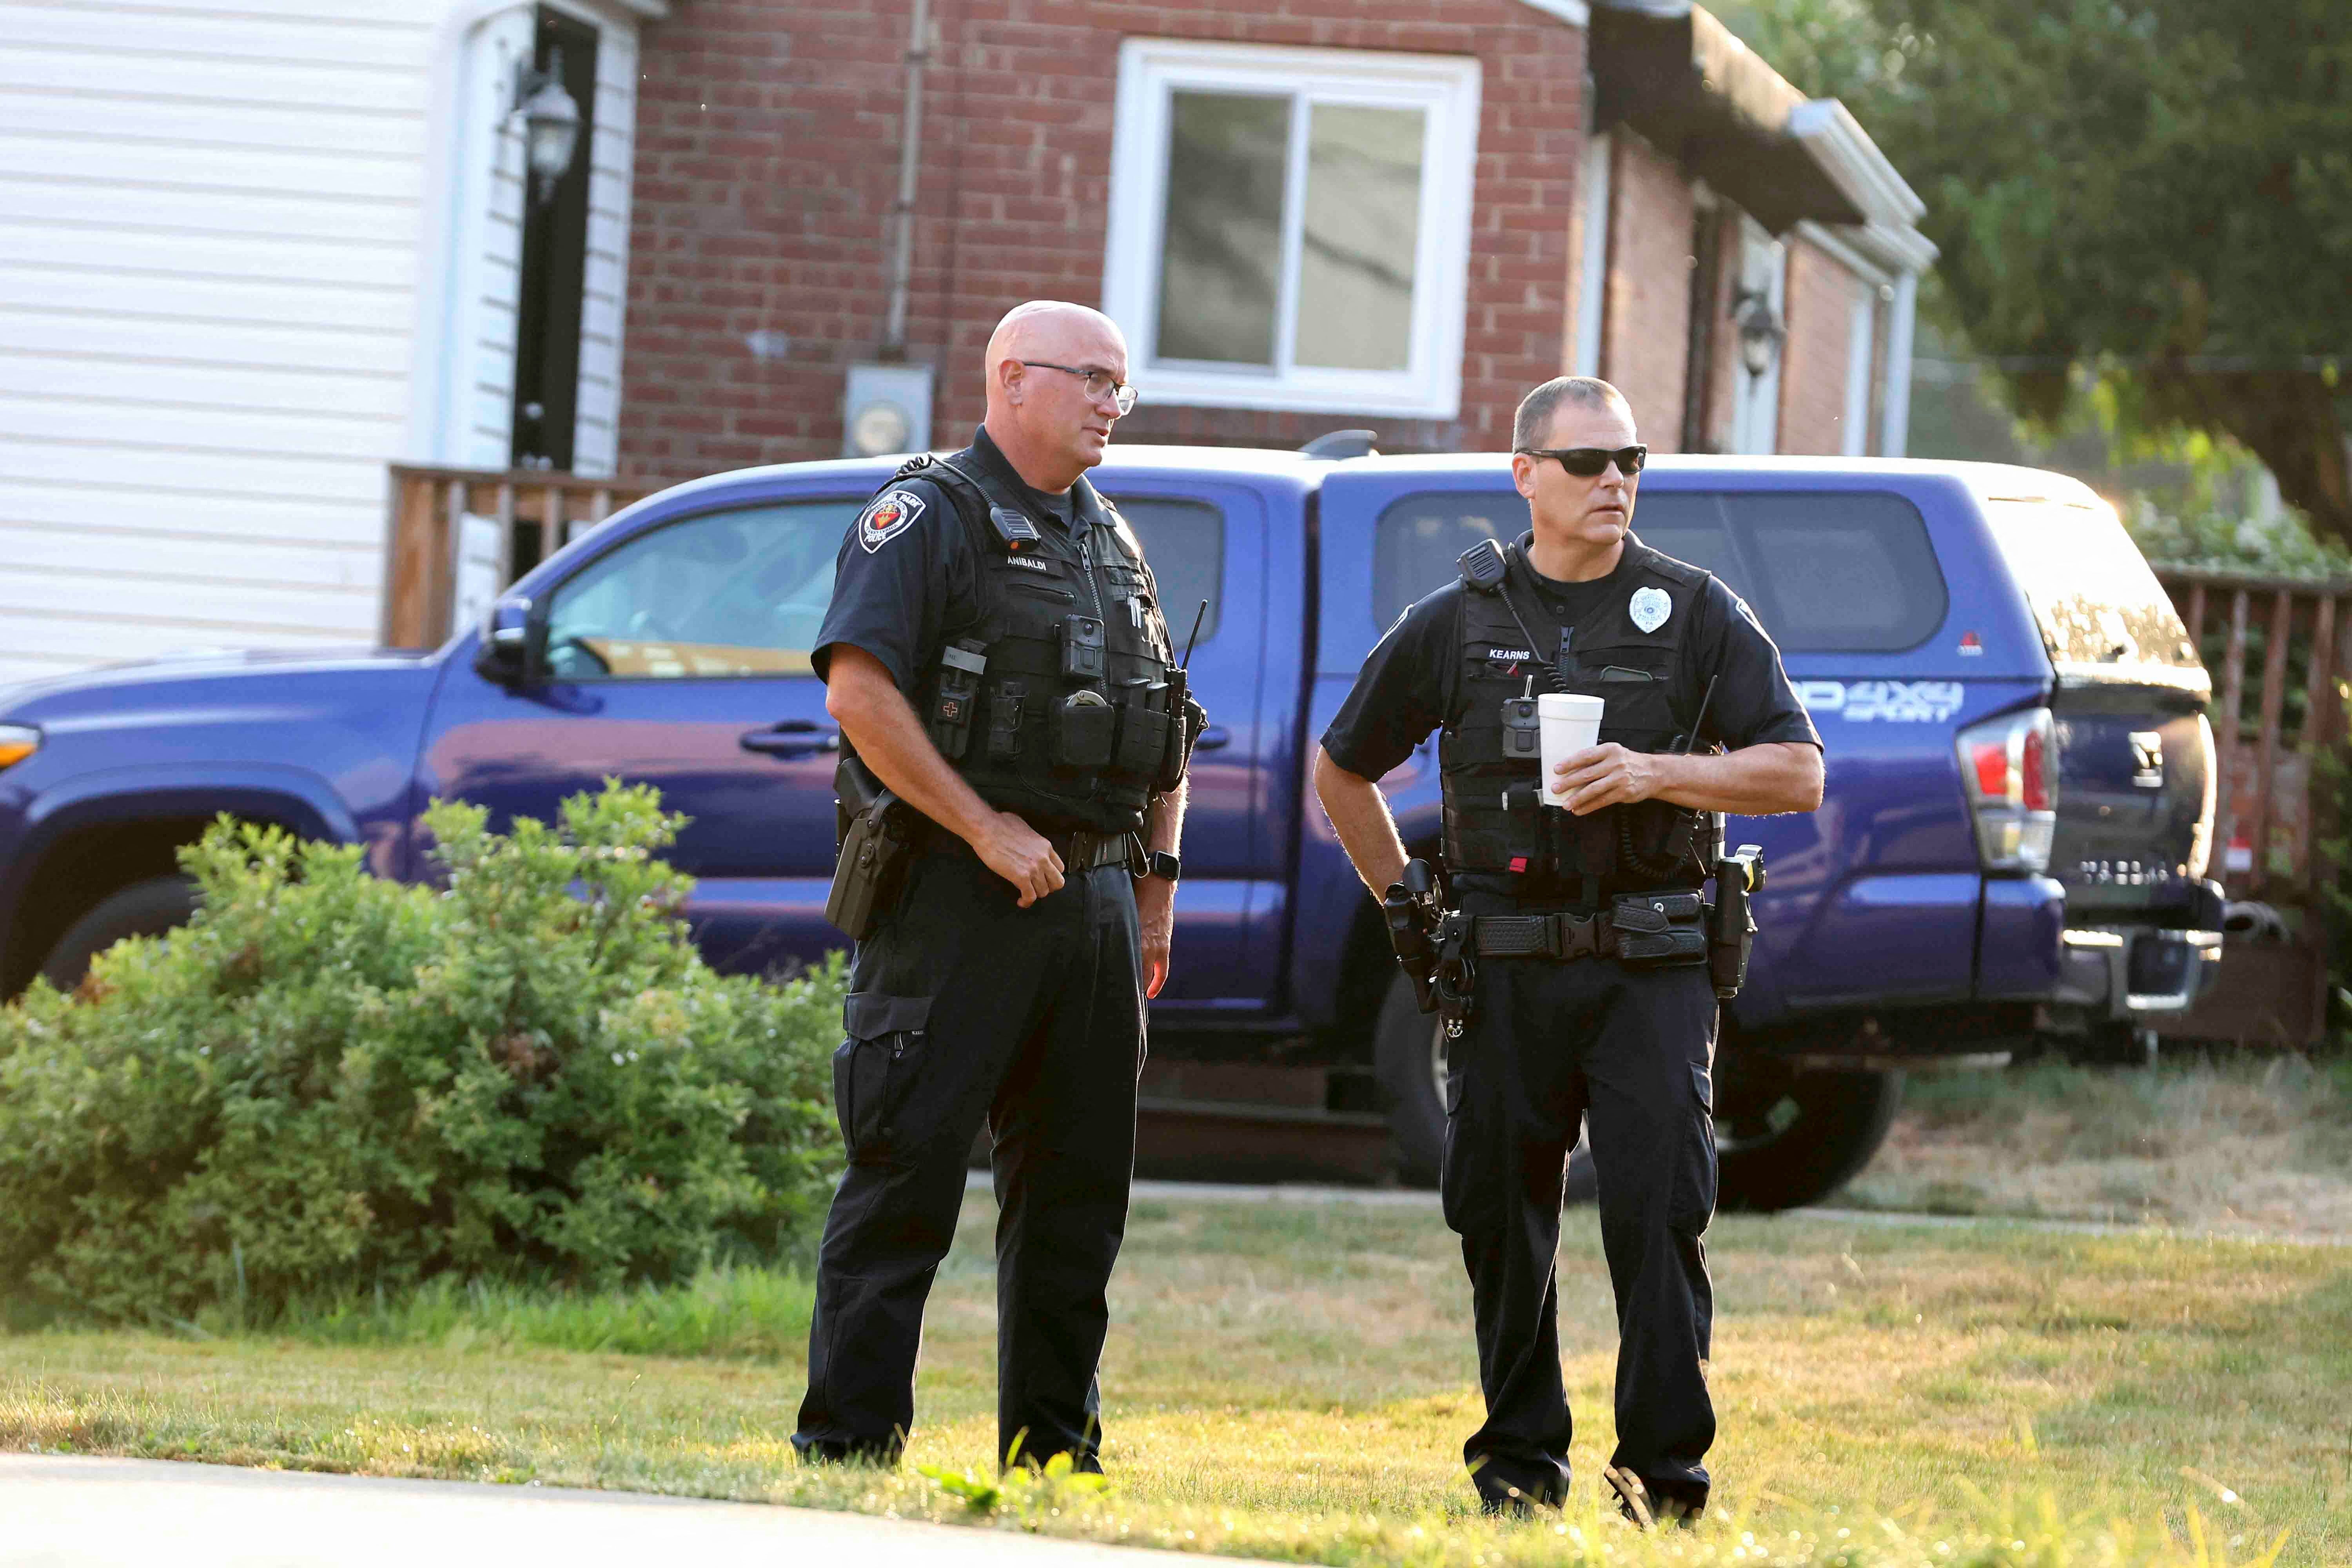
[1707,843,1766,1000]
[827,754,918,941]
[1383,887,1439,1015]
[1433,909,1479,1039]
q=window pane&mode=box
[1157,91,1288,366]
[544,500,855,679]
[1372,490,1520,629]
[1105,495,1224,645]
[1634,491,1948,653]
[1372,489,1948,655]
[1295,104,1422,371]
[1980,497,2199,671]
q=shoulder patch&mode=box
[857,488,926,553]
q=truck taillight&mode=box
[2020,722,2050,811]
[1956,706,2056,873]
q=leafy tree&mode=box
[1723,0,2352,551]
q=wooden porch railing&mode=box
[2152,566,2352,902]
[382,465,660,649]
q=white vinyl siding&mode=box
[0,0,646,683]
[0,0,440,682]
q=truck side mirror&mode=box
[472,595,544,687]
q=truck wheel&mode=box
[1713,1061,1903,1212]
[38,876,199,993]
[1374,971,1597,1202]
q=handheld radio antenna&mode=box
[1679,674,1720,755]
[1180,599,1209,666]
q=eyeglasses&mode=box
[1517,445,1648,478]
[1020,361,1140,416]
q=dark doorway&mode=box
[510,6,597,474]
[1681,205,1726,454]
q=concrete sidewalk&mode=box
[0,1454,1243,1568]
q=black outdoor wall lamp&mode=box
[508,48,582,205]
[1730,285,1786,378]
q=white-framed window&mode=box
[1103,38,1481,420]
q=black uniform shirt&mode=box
[1322,532,1821,784]
[813,426,1100,692]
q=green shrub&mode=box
[0,783,844,1325]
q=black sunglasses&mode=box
[1517,444,1648,478]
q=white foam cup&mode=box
[1537,693,1605,808]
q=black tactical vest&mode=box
[876,450,1184,837]
[1441,536,1718,897]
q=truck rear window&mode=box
[1102,495,1224,644]
[1372,489,1949,652]
[1977,496,2201,676]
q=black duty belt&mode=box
[920,817,1137,873]
[1476,888,1708,962]
[1474,911,1617,960]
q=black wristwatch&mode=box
[1142,850,1182,884]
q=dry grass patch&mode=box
[1844,1055,2352,1237]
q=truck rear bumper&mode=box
[2050,879,2227,1018]
[2055,925,2223,1016]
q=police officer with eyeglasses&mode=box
[793,301,1196,1474]
[1314,377,1823,1523]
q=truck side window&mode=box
[1101,496,1225,644]
[543,499,860,679]
[1372,489,1948,655]
[1638,492,1947,653]
[1370,493,1518,628]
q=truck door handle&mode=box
[1192,725,1231,752]
[741,721,840,758]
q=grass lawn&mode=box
[1844,1056,2352,1238]
[5,1189,2347,1566]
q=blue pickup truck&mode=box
[0,446,2223,1209]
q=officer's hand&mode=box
[1134,874,1175,998]
[1552,744,1664,814]
[977,812,1066,907]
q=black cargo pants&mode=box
[1440,899,1719,1514]
[792,846,1144,1470]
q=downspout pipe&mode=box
[881,0,931,361]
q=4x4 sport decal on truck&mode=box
[1796,680,1966,723]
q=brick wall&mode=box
[1596,131,1693,451]
[618,0,1587,482]
[1776,235,1859,456]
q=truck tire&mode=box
[1374,971,1597,1202]
[38,876,199,993]
[1713,1063,1903,1212]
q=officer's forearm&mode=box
[1653,741,1824,816]
[1314,748,1410,896]
[824,646,1008,846]
[1147,773,1187,855]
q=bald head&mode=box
[984,302,1126,404]
[981,300,1131,491]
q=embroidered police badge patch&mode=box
[857,488,925,553]
[1628,586,1671,633]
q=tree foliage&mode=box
[0,785,845,1325]
[1728,0,2352,549]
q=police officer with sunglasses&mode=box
[1314,377,1823,1523]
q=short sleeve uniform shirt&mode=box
[813,426,1089,693]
